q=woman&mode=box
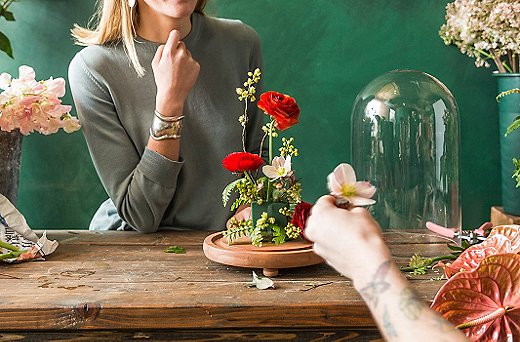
[69,0,262,232]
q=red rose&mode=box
[222,152,264,173]
[257,91,300,131]
[291,201,313,240]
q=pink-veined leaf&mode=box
[439,225,520,278]
[487,225,520,253]
[432,253,520,341]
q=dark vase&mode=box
[494,73,520,216]
[0,130,22,205]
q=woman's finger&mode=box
[163,30,181,56]
[153,45,165,65]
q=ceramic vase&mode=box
[0,130,22,205]
[494,73,520,216]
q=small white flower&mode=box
[0,73,12,90]
[327,163,376,206]
[262,155,292,179]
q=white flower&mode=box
[0,73,12,90]
[262,155,292,179]
[327,163,376,206]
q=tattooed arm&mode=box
[305,195,467,341]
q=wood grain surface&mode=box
[0,230,450,339]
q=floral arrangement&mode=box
[0,65,80,135]
[0,0,15,58]
[221,68,311,246]
[439,0,520,73]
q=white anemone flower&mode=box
[262,156,292,179]
[327,163,376,206]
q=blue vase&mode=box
[494,73,520,216]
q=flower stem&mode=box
[456,306,510,330]
[0,240,19,252]
[268,120,274,164]
[243,171,256,186]
[242,101,248,152]
[0,250,24,261]
[490,49,508,73]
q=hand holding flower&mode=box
[327,163,376,206]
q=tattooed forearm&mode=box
[399,287,423,320]
[383,305,398,338]
[358,260,391,308]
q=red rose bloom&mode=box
[257,91,300,131]
[291,201,313,240]
[222,152,264,173]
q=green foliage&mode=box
[513,158,520,187]
[0,1,15,58]
[249,225,263,247]
[2,10,13,21]
[505,116,520,137]
[223,218,253,244]
[407,253,430,275]
[230,178,257,210]
[164,246,186,254]
[222,178,241,207]
[0,31,12,58]
[271,225,286,244]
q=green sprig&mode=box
[164,246,186,254]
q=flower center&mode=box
[341,184,357,198]
[277,167,286,176]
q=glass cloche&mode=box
[351,70,461,237]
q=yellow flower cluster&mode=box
[235,68,261,102]
[279,137,299,157]
[284,223,301,240]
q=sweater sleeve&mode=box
[245,30,267,157]
[68,53,182,233]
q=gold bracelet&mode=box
[154,109,184,122]
[150,113,184,140]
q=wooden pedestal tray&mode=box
[203,231,324,277]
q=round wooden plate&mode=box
[203,231,324,276]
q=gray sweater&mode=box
[68,13,264,233]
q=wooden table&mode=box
[0,230,450,341]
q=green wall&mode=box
[1,0,500,229]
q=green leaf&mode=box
[164,245,186,254]
[447,243,464,252]
[271,225,286,245]
[505,116,520,136]
[222,178,241,207]
[513,158,520,188]
[0,31,13,58]
[2,11,14,21]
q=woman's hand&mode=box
[304,195,390,285]
[226,205,252,229]
[152,29,200,117]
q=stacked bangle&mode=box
[149,110,185,141]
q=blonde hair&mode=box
[72,0,207,77]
